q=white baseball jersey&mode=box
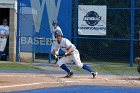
[53,38,76,52]
[53,38,84,68]
[0,25,9,51]
[0,25,9,36]
[52,26,62,40]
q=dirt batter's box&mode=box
[0,72,140,92]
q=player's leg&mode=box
[0,51,2,59]
[57,56,73,77]
[72,50,97,78]
[0,39,7,60]
[72,53,93,72]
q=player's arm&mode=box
[52,49,59,59]
[65,46,74,56]
[65,40,75,56]
[0,34,5,36]
[6,28,10,37]
[51,42,60,59]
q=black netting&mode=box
[79,0,131,8]
[107,10,131,38]
[135,10,140,38]
[77,39,130,62]
[135,0,140,8]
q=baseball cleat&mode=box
[92,72,98,78]
[64,72,73,78]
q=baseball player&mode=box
[52,21,63,40]
[52,30,97,78]
[0,19,9,60]
[51,21,63,64]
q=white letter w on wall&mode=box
[30,0,61,33]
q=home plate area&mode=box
[0,73,140,92]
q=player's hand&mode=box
[54,55,58,59]
[64,53,72,57]
[64,53,68,57]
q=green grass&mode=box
[0,63,137,72]
[71,66,137,72]
[0,63,42,70]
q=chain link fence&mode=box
[72,0,140,66]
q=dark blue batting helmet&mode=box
[52,21,58,26]
[54,30,63,37]
[3,19,8,22]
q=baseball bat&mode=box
[35,38,45,40]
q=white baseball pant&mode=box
[57,50,84,68]
[0,38,7,51]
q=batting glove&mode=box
[64,52,68,57]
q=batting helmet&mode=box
[54,30,63,37]
[3,19,8,22]
[52,21,58,26]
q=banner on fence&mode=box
[78,5,107,35]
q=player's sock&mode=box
[60,64,71,73]
[82,64,94,73]
[0,51,2,59]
